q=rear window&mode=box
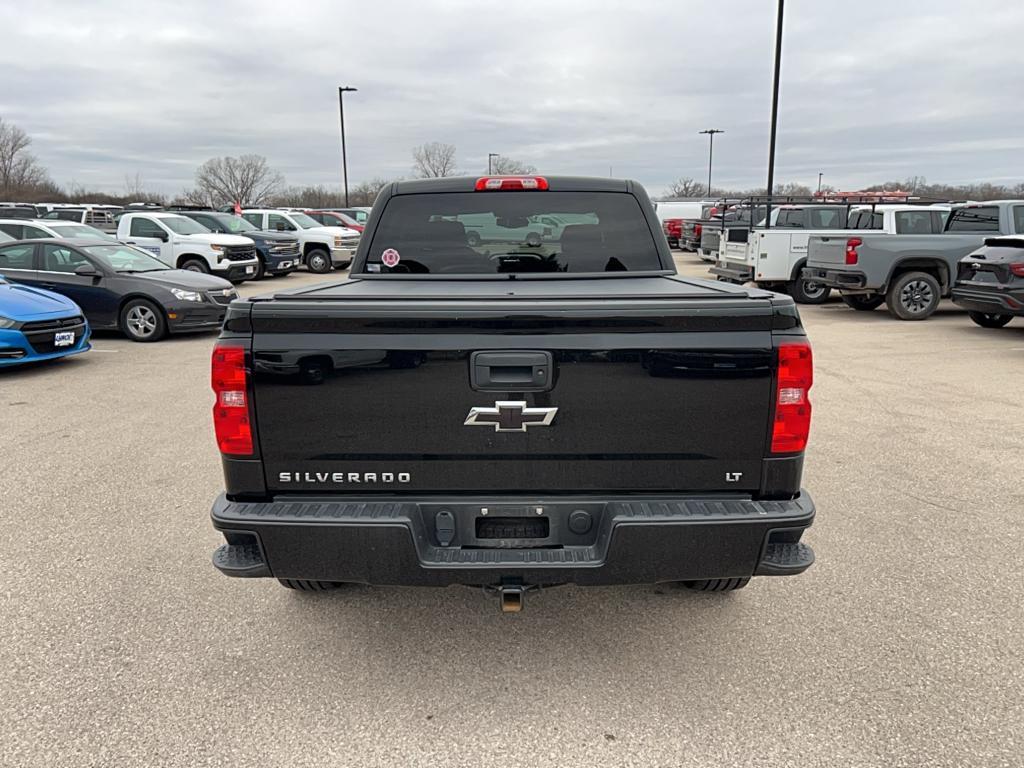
[895,211,942,234]
[1013,205,1024,234]
[365,192,662,274]
[946,206,1000,232]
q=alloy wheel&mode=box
[127,305,158,338]
[899,280,934,314]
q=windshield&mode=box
[50,224,116,240]
[161,216,210,235]
[83,244,170,272]
[289,212,321,229]
[211,214,258,234]
[366,191,662,274]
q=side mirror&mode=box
[154,229,169,242]
[74,263,100,277]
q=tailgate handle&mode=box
[471,351,554,392]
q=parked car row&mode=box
[665,194,1024,328]
[801,201,1024,322]
[0,203,368,362]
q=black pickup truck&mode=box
[208,176,816,611]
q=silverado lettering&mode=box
[278,472,412,484]
[209,175,818,611]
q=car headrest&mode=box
[559,224,604,250]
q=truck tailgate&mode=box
[247,278,781,495]
[807,235,849,266]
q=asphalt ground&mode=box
[2,254,1022,767]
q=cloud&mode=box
[1,0,1022,196]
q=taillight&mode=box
[474,176,549,191]
[845,238,862,265]
[211,345,253,455]
[1010,263,1024,277]
[771,342,813,454]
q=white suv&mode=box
[241,209,359,273]
[116,212,259,282]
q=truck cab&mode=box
[116,212,259,282]
[241,209,360,273]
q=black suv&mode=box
[172,210,300,279]
[952,236,1024,328]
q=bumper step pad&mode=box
[212,543,270,578]
[755,542,815,576]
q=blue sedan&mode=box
[0,273,91,367]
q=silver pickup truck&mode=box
[803,202,1024,319]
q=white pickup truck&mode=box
[241,209,360,273]
[710,204,950,303]
[117,212,260,282]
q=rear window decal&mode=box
[381,248,401,268]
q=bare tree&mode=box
[123,171,147,198]
[194,154,284,206]
[0,117,50,196]
[489,155,537,175]
[773,182,813,196]
[175,187,212,206]
[664,177,704,198]
[412,142,457,178]
[349,177,393,206]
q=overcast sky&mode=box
[3,0,1022,197]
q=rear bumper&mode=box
[951,284,1024,315]
[709,263,753,283]
[210,491,816,586]
[802,266,868,290]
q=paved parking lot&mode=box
[2,255,1022,767]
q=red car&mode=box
[662,218,682,248]
[305,210,364,233]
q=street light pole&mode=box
[698,129,724,197]
[817,172,823,194]
[765,0,784,229]
[338,86,357,207]
[488,153,499,174]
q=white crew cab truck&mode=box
[241,209,359,273]
[711,203,950,303]
[117,212,259,282]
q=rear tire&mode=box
[841,293,886,311]
[278,579,343,592]
[968,311,1013,328]
[682,577,750,592]
[305,248,332,274]
[886,271,940,320]
[789,278,831,304]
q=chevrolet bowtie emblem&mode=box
[464,401,558,432]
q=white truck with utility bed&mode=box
[117,212,260,282]
[711,204,950,303]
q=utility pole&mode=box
[338,86,358,206]
[765,0,784,229]
[699,129,724,197]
